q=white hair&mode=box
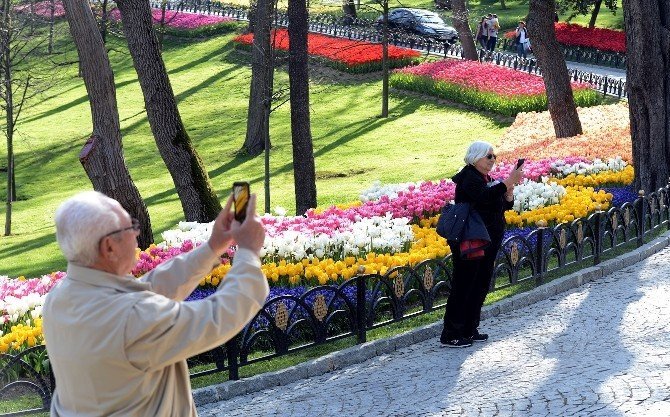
[54,191,123,267]
[464,141,494,165]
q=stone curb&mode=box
[193,230,670,407]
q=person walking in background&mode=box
[475,16,488,49]
[486,13,500,52]
[440,141,524,348]
[43,191,269,416]
[515,20,529,58]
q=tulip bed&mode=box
[233,29,421,73]
[14,0,65,18]
[15,1,238,37]
[1,103,639,358]
[496,102,631,162]
[108,8,238,37]
[1,272,64,354]
[503,23,626,54]
[389,60,601,116]
[554,23,626,53]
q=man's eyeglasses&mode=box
[100,218,140,241]
[486,153,497,160]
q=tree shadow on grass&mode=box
[146,214,197,242]
[208,97,428,189]
[164,41,234,76]
[0,232,55,259]
[0,257,67,279]
[388,89,515,129]
[0,232,65,277]
[119,59,244,141]
[4,139,85,204]
[20,39,234,126]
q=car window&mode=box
[402,11,415,24]
[388,10,404,23]
[418,14,444,24]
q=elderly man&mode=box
[43,191,269,416]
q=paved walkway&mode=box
[566,61,626,81]
[198,246,670,417]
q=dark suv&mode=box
[376,8,459,44]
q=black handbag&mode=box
[436,203,460,240]
[436,202,491,243]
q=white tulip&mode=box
[273,206,288,216]
[512,179,566,213]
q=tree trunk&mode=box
[61,0,153,248]
[29,0,35,35]
[381,0,389,117]
[158,2,167,50]
[3,0,13,235]
[48,0,55,53]
[341,0,356,24]
[243,0,274,156]
[247,0,256,33]
[115,0,222,222]
[99,0,109,44]
[528,0,582,138]
[500,0,507,10]
[588,0,603,28]
[288,0,317,215]
[451,0,478,60]
[624,0,670,192]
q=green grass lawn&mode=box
[0,24,510,278]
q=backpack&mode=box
[514,27,526,44]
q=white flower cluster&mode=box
[513,178,567,213]
[551,157,627,178]
[261,214,413,261]
[161,214,414,262]
[161,221,213,246]
[359,180,420,202]
[0,293,46,324]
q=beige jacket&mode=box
[43,244,269,417]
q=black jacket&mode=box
[452,164,514,242]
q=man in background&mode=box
[487,13,500,52]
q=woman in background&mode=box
[475,16,488,49]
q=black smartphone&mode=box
[232,182,250,223]
[516,158,525,169]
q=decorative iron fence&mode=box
[2,183,669,415]
[497,38,626,70]
[477,49,627,99]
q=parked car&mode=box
[376,8,459,44]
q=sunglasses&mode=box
[485,153,497,160]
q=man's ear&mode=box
[98,236,115,261]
